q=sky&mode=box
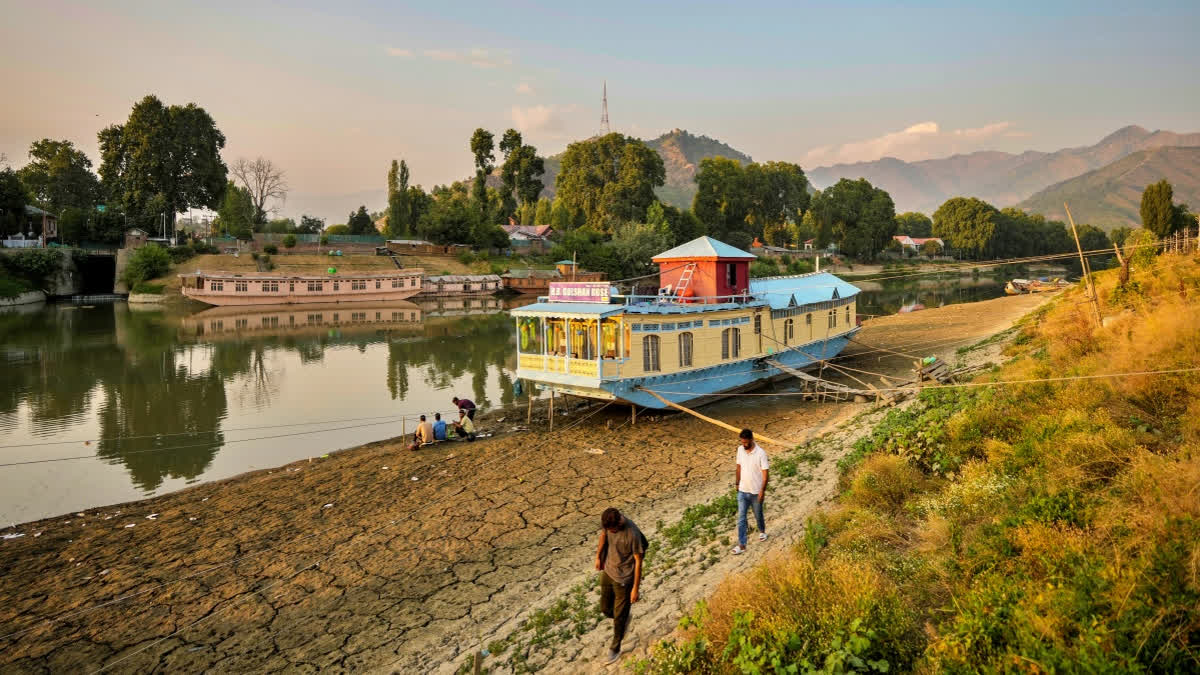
[2,0,1198,223]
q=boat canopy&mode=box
[750,273,861,310]
[510,302,626,320]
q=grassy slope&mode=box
[639,253,1200,673]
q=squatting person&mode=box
[594,507,644,664]
[731,428,769,555]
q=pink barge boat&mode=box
[179,269,424,306]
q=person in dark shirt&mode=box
[452,396,476,420]
[432,412,447,441]
[594,507,644,664]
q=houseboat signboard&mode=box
[180,269,424,306]
[512,236,861,410]
[548,281,611,303]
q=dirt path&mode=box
[0,295,1048,674]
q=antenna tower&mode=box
[600,81,610,134]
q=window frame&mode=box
[642,334,661,372]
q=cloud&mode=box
[384,47,413,58]
[805,121,1019,166]
[423,48,511,69]
[510,104,577,136]
[515,82,534,95]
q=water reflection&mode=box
[0,297,529,522]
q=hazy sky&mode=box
[2,0,1197,222]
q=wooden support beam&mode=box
[637,387,793,448]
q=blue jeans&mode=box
[737,491,765,548]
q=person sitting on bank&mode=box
[452,410,476,442]
[432,412,447,441]
[452,396,476,421]
[408,414,435,451]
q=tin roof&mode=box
[652,236,756,261]
[425,274,501,282]
[749,273,861,310]
[502,268,561,279]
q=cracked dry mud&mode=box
[0,294,1048,673]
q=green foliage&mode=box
[1140,179,1176,237]
[0,248,63,289]
[98,94,226,226]
[216,181,254,239]
[533,197,552,225]
[919,239,943,257]
[1109,226,1132,248]
[131,282,164,294]
[260,217,296,233]
[1123,228,1158,267]
[346,205,375,235]
[693,158,810,246]
[812,178,896,260]
[0,167,28,237]
[166,245,195,264]
[263,244,278,255]
[386,159,411,237]
[121,244,170,285]
[282,233,297,248]
[323,224,349,235]
[749,258,778,278]
[418,191,477,245]
[659,491,739,550]
[894,211,932,237]
[556,133,665,230]
[470,128,495,209]
[0,274,31,298]
[845,387,987,476]
[932,197,999,259]
[17,138,101,213]
[297,214,324,234]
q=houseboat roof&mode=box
[426,274,501,282]
[179,270,420,280]
[652,236,757,262]
[750,273,861,310]
[502,268,561,279]
[511,302,625,319]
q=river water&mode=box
[0,274,1005,524]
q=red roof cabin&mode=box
[651,236,756,302]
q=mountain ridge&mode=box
[807,125,1200,214]
[1015,145,1200,230]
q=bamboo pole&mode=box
[637,388,793,448]
[549,390,554,431]
[1064,202,1103,327]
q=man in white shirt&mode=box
[732,428,769,555]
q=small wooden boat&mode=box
[180,269,423,306]
[1005,278,1072,295]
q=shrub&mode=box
[263,244,278,255]
[131,282,164,295]
[167,245,195,264]
[846,454,929,513]
[190,241,219,255]
[0,275,31,298]
[319,235,329,246]
[0,248,63,287]
[282,234,297,249]
[121,244,170,285]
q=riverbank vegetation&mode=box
[637,252,1200,673]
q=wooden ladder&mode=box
[674,262,697,296]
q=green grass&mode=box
[131,282,164,295]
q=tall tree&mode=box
[229,157,287,224]
[469,128,495,212]
[298,214,324,234]
[17,139,101,213]
[0,168,28,237]
[894,211,933,237]
[692,156,749,239]
[811,178,896,259]
[533,197,552,225]
[346,205,375,235]
[557,133,664,230]
[98,95,227,229]
[386,159,411,237]
[216,181,254,239]
[1139,179,1175,237]
[744,161,810,234]
[932,197,1000,259]
[498,129,523,220]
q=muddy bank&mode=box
[0,294,1049,673]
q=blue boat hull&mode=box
[600,328,859,409]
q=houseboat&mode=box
[511,236,861,410]
[179,269,424,306]
[420,274,502,296]
[501,260,606,294]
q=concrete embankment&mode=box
[0,294,1049,673]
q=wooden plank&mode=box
[637,387,793,448]
[764,359,864,398]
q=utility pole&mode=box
[1064,202,1102,328]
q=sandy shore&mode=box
[0,294,1048,673]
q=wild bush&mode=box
[121,244,170,285]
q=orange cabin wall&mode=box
[656,258,749,300]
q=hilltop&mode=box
[1016,145,1200,229]
[808,125,1200,214]
[524,129,752,208]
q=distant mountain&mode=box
[807,126,1200,215]
[528,129,752,208]
[1016,146,1200,230]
